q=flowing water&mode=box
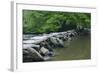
[23,34,91,62]
[51,35,91,61]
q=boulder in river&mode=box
[49,37,59,47]
[39,47,49,56]
[23,47,51,62]
[23,30,78,62]
[39,40,53,52]
[39,46,54,56]
[56,38,64,47]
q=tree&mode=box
[23,10,91,34]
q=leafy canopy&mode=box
[23,10,91,34]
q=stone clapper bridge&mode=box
[23,30,77,62]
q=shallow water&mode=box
[51,35,91,61]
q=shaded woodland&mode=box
[23,10,91,34]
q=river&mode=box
[51,35,91,61]
[23,34,91,62]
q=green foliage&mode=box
[23,10,91,34]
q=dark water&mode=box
[51,35,91,61]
